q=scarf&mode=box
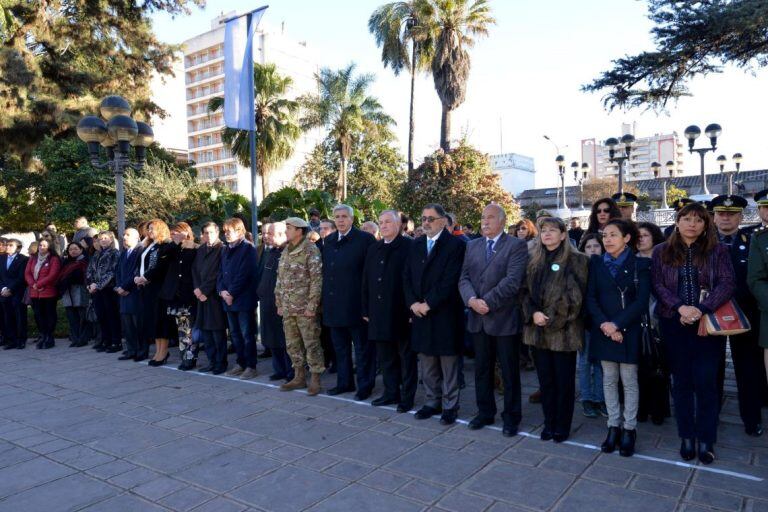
[33,253,49,280]
[603,246,630,278]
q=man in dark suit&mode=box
[0,239,29,349]
[322,204,377,399]
[712,194,765,436]
[459,204,529,436]
[114,228,143,360]
[362,210,415,411]
[404,203,467,425]
[315,218,337,372]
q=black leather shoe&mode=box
[212,367,226,375]
[371,396,398,407]
[178,360,196,371]
[118,354,135,361]
[268,373,285,381]
[698,441,715,465]
[198,365,214,373]
[95,345,107,352]
[746,424,764,437]
[502,425,518,437]
[148,354,169,367]
[16,342,25,349]
[327,386,355,396]
[36,339,44,349]
[354,390,372,401]
[396,402,413,413]
[439,409,458,425]
[258,349,272,359]
[552,432,569,443]
[92,343,104,351]
[601,426,621,453]
[3,344,17,350]
[414,405,441,420]
[105,346,121,353]
[468,416,494,430]
[619,428,636,457]
[540,429,554,441]
[680,438,696,461]
[133,355,147,362]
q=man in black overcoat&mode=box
[404,203,466,425]
[322,204,376,399]
[362,210,415,411]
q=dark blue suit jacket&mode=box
[115,247,141,314]
[217,239,258,312]
[0,253,29,303]
[322,227,376,327]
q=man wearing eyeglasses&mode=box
[404,203,467,425]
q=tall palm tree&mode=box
[368,1,433,178]
[207,63,302,200]
[300,64,394,201]
[414,0,495,151]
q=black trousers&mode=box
[533,348,577,436]
[201,329,228,371]
[121,314,141,356]
[474,331,522,428]
[1,299,27,346]
[31,298,57,338]
[65,306,87,345]
[660,317,725,444]
[331,326,376,393]
[375,337,417,406]
[93,289,122,348]
[729,330,765,429]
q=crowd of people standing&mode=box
[3,190,768,467]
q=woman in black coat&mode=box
[586,219,650,458]
[134,219,174,365]
[159,222,198,370]
[191,222,228,374]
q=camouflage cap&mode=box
[284,217,309,228]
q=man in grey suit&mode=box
[459,204,529,436]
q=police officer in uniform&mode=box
[275,217,325,396]
[711,194,764,436]
[664,198,696,239]
[611,192,638,221]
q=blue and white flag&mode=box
[223,7,267,130]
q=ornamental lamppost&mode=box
[717,152,743,195]
[571,161,589,209]
[605,134,635,194]
[684,123,721,196]
[651,160,676,210]
[556,154,567,210]
[76,96,154,240]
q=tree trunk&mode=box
[440,104,451,151]
[337,155,347,201]
[260,164,269,203]
[407,41,416,179]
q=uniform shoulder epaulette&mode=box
[755,226,768,236]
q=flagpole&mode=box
[246,11,258,239]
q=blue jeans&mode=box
[201,329,227,371]
[226,311,257,369]
[578,334,604,403]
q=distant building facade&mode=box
[183,13,321,196]
[489,153,536,196]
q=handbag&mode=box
[696,254,751,336]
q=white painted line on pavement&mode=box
[158,364,764,482]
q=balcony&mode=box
[185,49,224,70]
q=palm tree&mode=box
[207,63,302,200]
[368,1,433,178]
[300,64,395,201]
[414,0,495,151]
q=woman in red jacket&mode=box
[25,239,62,349]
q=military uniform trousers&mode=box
[283,315,325,374]
[729,328,765,430]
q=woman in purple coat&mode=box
[652,202,735,465]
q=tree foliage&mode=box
[583,0,768,110]
[207,63,302,199]
[0,0,203,162]
[397,141,519,227]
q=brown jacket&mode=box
[521,250,588,352]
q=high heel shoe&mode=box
[148,354,169,367]
[680,438,696,461]
[601,426,621,453]
[619,428,636,457]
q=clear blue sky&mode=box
[152,0,768,188]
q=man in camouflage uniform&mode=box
[275,217,325,395]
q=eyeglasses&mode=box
[596,208,610,213]
[421,216,444,223]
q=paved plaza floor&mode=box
[0,343,767,511]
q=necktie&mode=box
[722,235,733,246]
[427,239,435,255]
[6,257,12,270]
[486,239,494,262]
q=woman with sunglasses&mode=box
[587,198,622,235]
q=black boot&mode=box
[601,426,621,453]
[698,441,715,465]
[42,335,55,349]
[35,336,45,349]
[619,428,636,457]
[680,438,696,461]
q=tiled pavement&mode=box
[0,343,767,511]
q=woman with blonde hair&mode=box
[520,217,589,442]
[86,231,122,353]
[134,219,174,364]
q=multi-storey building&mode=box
[581,123,685,182]
[183,13,321,195]
[489,153,536,196]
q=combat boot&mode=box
[307,373,321,396]
[280,367,306,391]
